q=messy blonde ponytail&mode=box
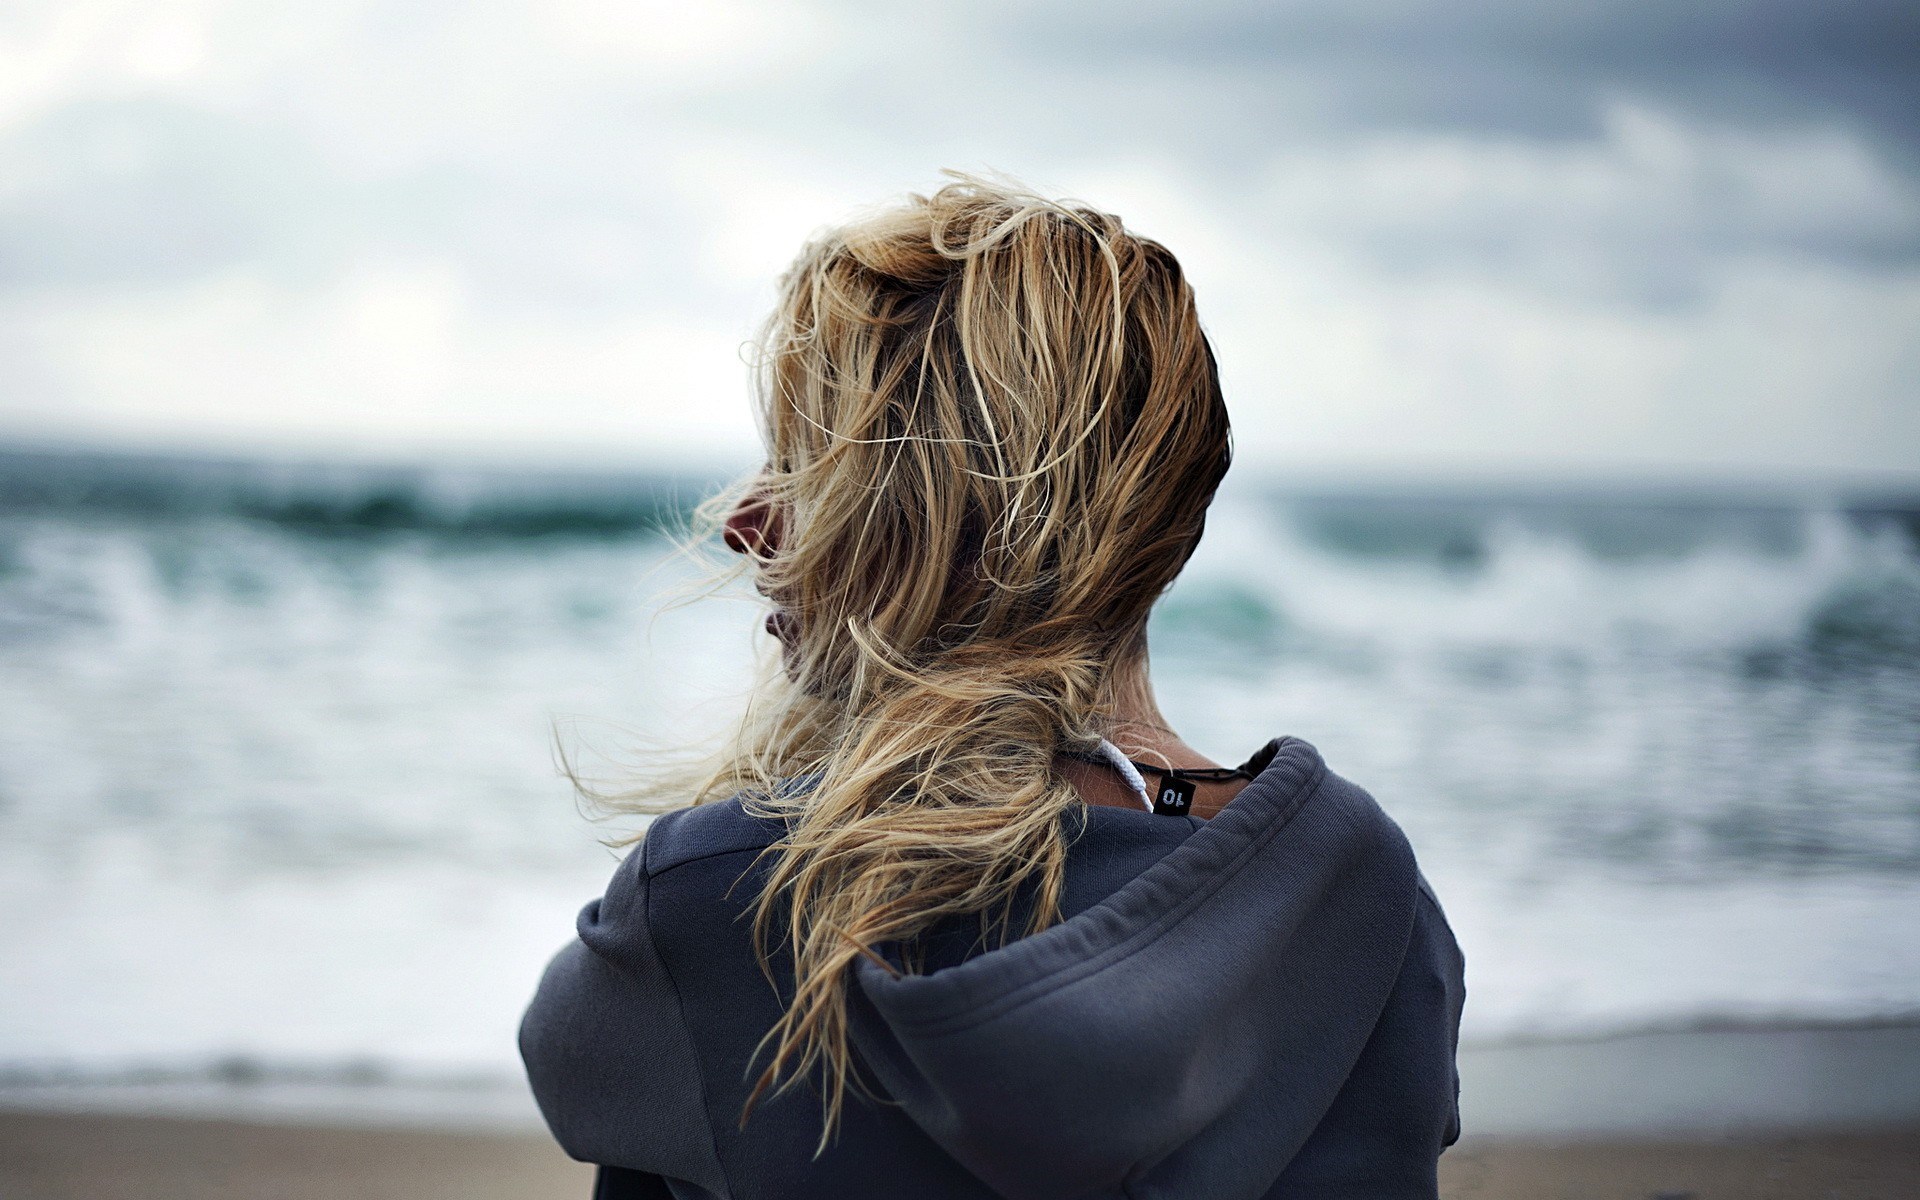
[674,175,1231,1150]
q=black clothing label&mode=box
[1152,775,1196,816]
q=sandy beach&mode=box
[5,1022,1918,1198]
[3,1110,1917,1200]
[1442,1128,1920,1199]
[0,1110,591,1200]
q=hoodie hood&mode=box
[521,735,1442,1200]
[845,736,1420,1200]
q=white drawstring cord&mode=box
[1092,737,1155,812]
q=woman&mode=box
[521,176,1465,1200]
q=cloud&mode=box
[2,258,761,457]
[0,0,1914,478]
[997,0,1920,159]
[1243,104,1920,301]
[0,97,324,289]
[1068,153,1920,481]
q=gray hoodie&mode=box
[520,737,1466,1200]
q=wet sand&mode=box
[0,1110,594,1200]
[1442,1128,1920,1199]
[2,1110,1916,1200]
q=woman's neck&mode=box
[1055,652,1250,818]
[1102,655,1222,772]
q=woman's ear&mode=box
[723,487,782,558]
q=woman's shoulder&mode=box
[1194,736,1418,880]
[636,792,789,879]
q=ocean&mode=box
[2,446,1917,1111]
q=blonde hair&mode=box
[646,174,1229,1150]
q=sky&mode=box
[1,0,1916,483]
